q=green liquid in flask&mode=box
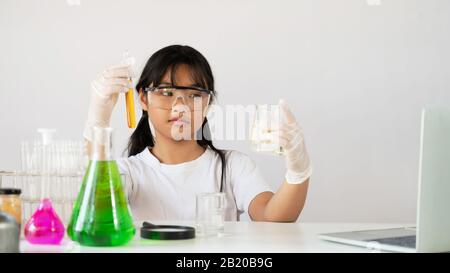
[67,128,135,246]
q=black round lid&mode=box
[0,188,21,195]
[140,222,196,240]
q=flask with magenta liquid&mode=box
[23,129,65,245]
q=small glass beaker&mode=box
[196,192,226,236]
[250,104,285,155]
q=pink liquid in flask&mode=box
[24,198,65,245]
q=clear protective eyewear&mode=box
[144,85,212,111]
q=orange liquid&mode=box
[125,88,136,128]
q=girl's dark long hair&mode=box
[127,45,226,192]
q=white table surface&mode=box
[20,222,412,253]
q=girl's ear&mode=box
[138,88,149,111]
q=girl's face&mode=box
[139,64,209,142]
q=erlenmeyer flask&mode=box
[24,198,65,245]
[67,127,135,246]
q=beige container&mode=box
[0,188,22,225]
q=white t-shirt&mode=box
[116,147,273,221]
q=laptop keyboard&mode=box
[368,235,416,248]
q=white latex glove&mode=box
[83,64,133,141]
[277,99,313,184]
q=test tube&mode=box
[126,88,136,128]
[123,51,136,128]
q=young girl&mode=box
[84,45,312,222]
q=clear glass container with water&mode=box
[196,192,226,236]
[250,104,285,155]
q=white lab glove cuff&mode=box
[285,165,313,184]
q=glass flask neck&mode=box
[91,127,114,161]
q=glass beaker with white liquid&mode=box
[250,104,285,155]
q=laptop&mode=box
[319,107,450,253]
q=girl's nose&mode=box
[171,103,189,117]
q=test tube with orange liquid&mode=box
[123,51,136,128]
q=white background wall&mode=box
[1,0,449,223]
